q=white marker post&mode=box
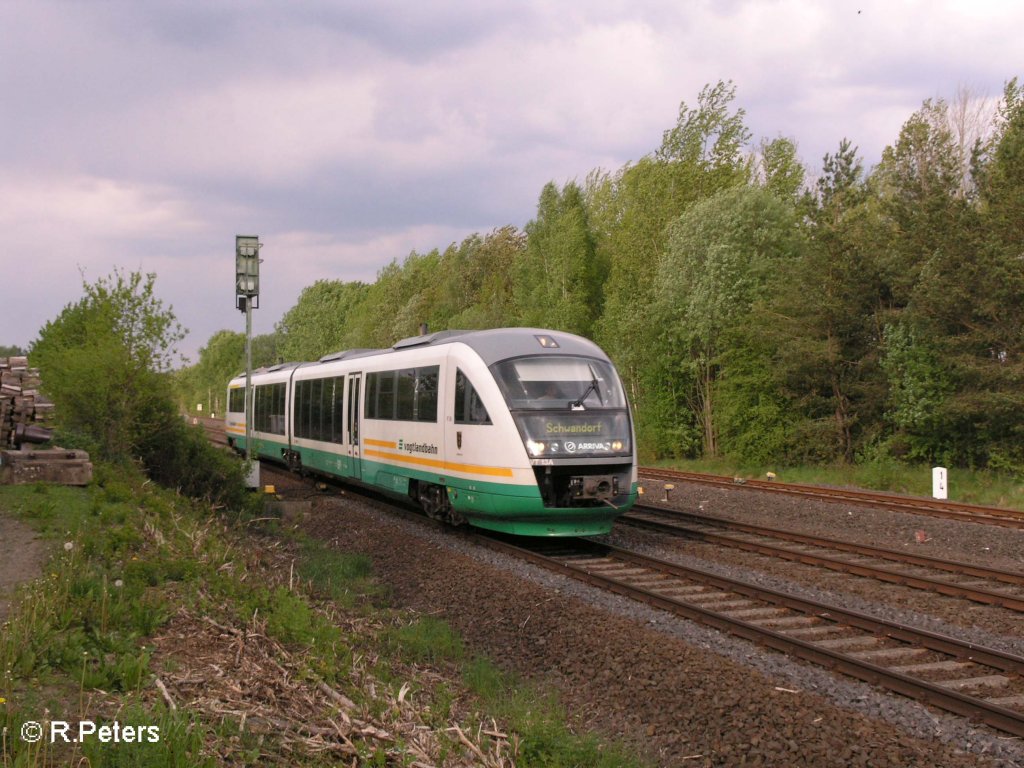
[932,466,948,500]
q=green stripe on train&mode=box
[234,436,637,536]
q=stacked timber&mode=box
[0,357,55,449]
[0,357,90,485]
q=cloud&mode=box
[1,0,1022,360]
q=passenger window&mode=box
[455,369,491,425]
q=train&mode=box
[225,328,638,536]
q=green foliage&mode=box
[175,329,280,416]
[276,279,369,361]
[176,76,1024,473]
[423,227,526,332]
[386,616,464,664]
[977,78,1024,251]
[31,270,184,461]
[595,81,755,458]
[714,335,794,464]
[0,344,24,357]
[262,586,341,648]
[761,139,888,463]
[462,658,650,768]
[757,136,806,201]
[31,269,251,506]
[515,181,603,336]
[138,418,253,509]
[653,185,802,457]
[880,322,955,460]
[296,538,375,606]
[79,706,213,768]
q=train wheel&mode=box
[417,482,447,520]
[416,482,465,526]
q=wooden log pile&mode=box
[0,357,55,448]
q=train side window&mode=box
[378,371,396,419]
[309,378,323,440]
[454,369,491,425]
[364,373,378,419]
[396,368,416,420]
[416,366,438,422]
[293,380,306,437]
[253,385,264,431]
[331,376,344,443]
[255,383,286,435]
[229,387,244,413]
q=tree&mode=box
[764,139,888,462]
[276,280,368,361]
[432,227,526,330]
[880,79,1024,469]
[655,185,802,458]
[0,345,24,357]
[594,82,754,457]
[756,136,806,202]
[32,269,249,506]
[976,78,1024,253]
[32,270,185,460]
[175,330,245,415]
[515,181,602,336]
[872,99,974,302]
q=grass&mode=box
[386,615,465,664]
[0,476,217,766]
[651,455,1024,510]
[0,467,652,767]
[294,537,376,606]
[462,657,646,768]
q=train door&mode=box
[345,372,362,480]
[444,355,492,466]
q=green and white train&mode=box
[226,328,638,536]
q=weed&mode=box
[77,704,213,768]
[386,616,464,665]
[296,538,374,605]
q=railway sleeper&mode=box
[814,635,881,651]
[847,647,928,663]
[937,674,1011,691]
[892,660,975,674]
[750,615,819,629]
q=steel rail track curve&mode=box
[620,504,1024,612]
[472,534,1024,738]
[640,467,1024,529]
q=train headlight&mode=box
[526,440,547,456]
[611,440,624,451]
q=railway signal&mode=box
[235,234,262,489]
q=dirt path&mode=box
[0,510,46,622]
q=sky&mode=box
[1,0,1021,363]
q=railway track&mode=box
[621,505,1024,612]
[193,416,229,446]
[203,428,1024,738]
[640,467,1024,529]
[474,533,1024,738]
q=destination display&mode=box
[514,411,631,458]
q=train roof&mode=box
[231,329,610,384]
[319,328,608,367]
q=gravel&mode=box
[291,474,1024,768]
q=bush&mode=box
[31,269,252,511]
[137,414,251,510]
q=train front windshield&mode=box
[492,356,632,459]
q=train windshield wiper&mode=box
[571,365,602,411]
